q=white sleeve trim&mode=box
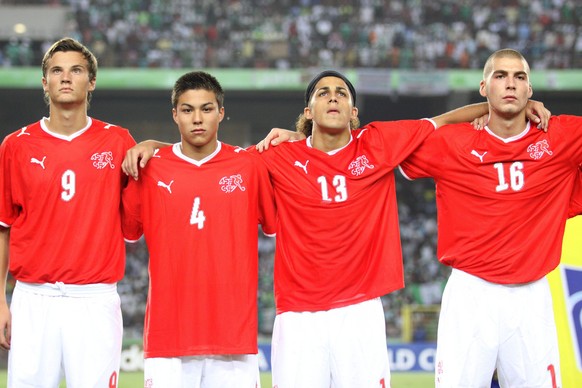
[124,236,143,244]
[421,118,437,129]
[397,165,414,181]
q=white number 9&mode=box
[61,169,76,201]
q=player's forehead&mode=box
[177,88,219,107]
[313,76,350,92]
[489,57,528,76]
[46,51,88,69]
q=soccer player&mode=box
[123,71,548,387]
[123,71,276,387]
[0,38,140,387]
[399,48,582,387]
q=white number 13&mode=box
[317,175,348,202]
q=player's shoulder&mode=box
[436,121,474,133]
[548,114,582,129]
[90,118,134,138]
[2,121,42,146]
[221,142,264,163]
[359,119,436,135]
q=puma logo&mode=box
[471,150,487,163]
[30,156,46,169]
[17,127,30,137]
[294,160,309,174]
[157,180,174,193]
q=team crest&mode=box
[527,140,553,160]
[220,174,246,193]
[91,151,115,169]
[348,155,375,176]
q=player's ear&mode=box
[218,106,225,123]
[88,78,96,92]
[172,108,179,124]
[479,80,487,98]
[304,106,313,120]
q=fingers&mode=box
[255,139,267,153]
[527,100,551,132]
[122,143,158,180]
[122,150,140,180]
[471,114,488,130]
[256,128,289,153]
[0,321,10,351]
[139,150,154,169]
[264,128,284,149]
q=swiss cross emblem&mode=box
[348,155,375,176]
[527,140,553,160]
[91,151,115,169]
[220,174,246,193]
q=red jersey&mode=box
[258,120,435,313]
[128,143,276,358]
[0,118,138,284]
[569,167,582,218]
[400,116,582,284]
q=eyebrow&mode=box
[316,85,348,93]
[179,102,215,109]
[493,70,528,77]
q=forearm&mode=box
[141,139,171,149]
[0,228,9,301]
[431,102,489,128]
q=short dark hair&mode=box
[171,71,224,108]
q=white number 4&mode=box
[190,197,206,229]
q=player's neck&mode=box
[45,105,89,136]
[486,113,529,139]
[180,139,218,161]
[310,127,351,153]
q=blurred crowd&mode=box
[1,0,582,69]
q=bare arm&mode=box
[122,140,171,180]
[0,227,10,350]
[256,101,551,152]
[434,100,550,130]
[255,128,306,152]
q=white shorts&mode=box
[8,281,122,388]
[144,354,260,388]
[271,298,390,388]
[435,269,561,388]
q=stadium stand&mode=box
[0,0,581,69]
